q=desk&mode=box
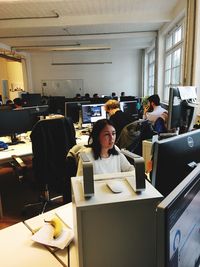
[0,139,32,164]
[0,203,78,267]
[72,174,162,267]
[75,129,89,146]
[24,203,78,267]
[0,222,65,267]
[0,126,88,164]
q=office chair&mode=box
[153,117,167,134]
[23,117,76,215]
[116,120,154,155]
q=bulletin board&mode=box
[41,79,84,98]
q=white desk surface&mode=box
[24,203,78,267]
[0,222,65,267]
[0,140,32,164]
[0,127,88,164]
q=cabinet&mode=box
[72,173,162,267]
[142,139,153,171]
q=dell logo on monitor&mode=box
[187,136,194,148]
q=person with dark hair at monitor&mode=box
[121,92,125,97]
[74,93,81,99]
[111,92,117,98]
[93,93,99,98]
[13,97,23,109]
[76,119,134,176]
[143,94,168,124]
[5,99,14,109]
[84,93,90,100]
[104,99,133,139]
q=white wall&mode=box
[29,49,142,98]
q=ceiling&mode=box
[0,0,182,53]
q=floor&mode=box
[0,161,63,230]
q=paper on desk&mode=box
[31,223,74,249]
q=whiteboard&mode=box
[41,79,84,98]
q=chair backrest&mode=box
[30,117,76,193]
[154,117,167,134]
[116,120,154,155]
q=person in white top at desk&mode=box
[76,119,134,176]
[143,94,168,124]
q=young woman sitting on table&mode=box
[76,119,135,176]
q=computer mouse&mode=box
[106,181,123,193]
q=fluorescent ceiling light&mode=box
[51,62,112,65]
[14,46,111,52]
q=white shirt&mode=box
[144,105,167,124]
[76,146,135,176]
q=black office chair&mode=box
[23,116,76,215]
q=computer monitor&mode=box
[120,96,137,102]
[156,163,200,267]
[151,129,200,197]
[48,96,66,115]
[21,93,42,106]
[81,103,107,125]
[22,105,49,125]
[0,109,33,144]
[120,100,139,119]
[90,97,109,104]
[65,101,90,123]
[167,87,182,131]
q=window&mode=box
[164,21,184,101]
[147,49,155,96]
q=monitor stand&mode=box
[6,133,25,146]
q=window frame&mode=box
[163,19,185,101]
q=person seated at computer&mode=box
[13,97,23,109]
[143,94,168,124]
[5,99,14,109]
[74,93,81,99]
[104,99,134,139]
[121,92,125,97]
[83,93,90,100]
[111,92,117,99]
[76,119,134,176]
[93,93,99,98]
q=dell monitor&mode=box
[151,129,200,197]
[0,109,33,144]
[81,103,107,125]
[156,163,200,267]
